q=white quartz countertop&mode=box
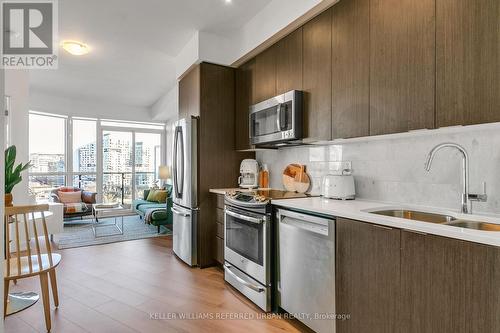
[209,188,273,195]
[271,197,500,247]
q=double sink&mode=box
[369,209,500,232]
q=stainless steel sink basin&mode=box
[369,209,500,231]
[370,209,456,224]
[444,220,500,231]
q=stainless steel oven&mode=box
[224,199,271,311]
[249,90,303,146]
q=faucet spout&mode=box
[424,143,470,214]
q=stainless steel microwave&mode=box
[249,90,303,146]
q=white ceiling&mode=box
[29,0,271,108]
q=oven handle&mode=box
[225,209,264,224]
[224,263,265,293]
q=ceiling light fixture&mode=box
[225,0,232,4]
[61,40,90,55]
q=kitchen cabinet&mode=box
[336,218,401,333]
[178,65,200,119]
[254,45,277,104]
[331,0,370,139]
[177,63,253,267]
[369,0,435,135]
[401,230,500,332]
[276,28,303,95]
[436,0,500,127]
[303,8,332,141]
[235,59,255,150]
[214,194,225,265]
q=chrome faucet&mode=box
[424,143,487,214]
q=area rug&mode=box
[57,215,171,249]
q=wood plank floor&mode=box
[5,236,306,333]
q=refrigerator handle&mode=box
[173,126,180,198]
[178,126,185,199]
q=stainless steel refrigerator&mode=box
[171,117,198,266]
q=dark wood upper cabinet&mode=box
[401,231,500,332]
[235,59,255,150]
[436,0,500,127]
[178,65,200,119]
[336,218,401,333]
[254,45,277,104]
[369,0,435,135]
[276,28,303,95]
[303,8,332,141]
[331,0,370,139]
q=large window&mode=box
[72,118,97,193]
[28,112,67,200]
[28,111,165,207]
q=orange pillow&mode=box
[58,190,82,204]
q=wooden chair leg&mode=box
[39,272,51,332]
[48,269,59,307]
[4,279,9,317]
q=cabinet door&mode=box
[254,45,277,104]
[369,0,435,135]
[436,0,500,127]
[276,28,303,95]
[336,218,401,333]
[235,59,255,150]
[331,0,370,139]
[178,65,200,119]
[303,8,332,141]
[401,231,500,332]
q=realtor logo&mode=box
[1,0,58,69]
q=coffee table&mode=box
[92,203,125,238]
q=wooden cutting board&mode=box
[282,164,310,193]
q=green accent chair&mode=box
[133,185,173,233]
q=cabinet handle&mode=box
[372,224,393,230]
[403,229,427,235]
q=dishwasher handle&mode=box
[279,209,333,236]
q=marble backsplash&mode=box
[256,123,500,215]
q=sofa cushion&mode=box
[146,189,158,202]
[59,190,82,204]
[133,199,150,210]
[137,203,166,213]
[153,190,168,203]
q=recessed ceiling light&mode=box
[61,40,90,56]
[225,0,232,4]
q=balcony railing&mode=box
[29,171,157,205]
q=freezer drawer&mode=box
[172,204,197,266]
[278,209,336,333]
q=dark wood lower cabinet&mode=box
[336,218,401,333]
[336,219,500,333]
[214,194,225,265]
[401,231,500,333]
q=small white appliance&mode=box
[238,159,259,189]
[321,171,355,200]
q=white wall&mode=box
[30,90,154,122]
[5,69,30,205]
[0,67,5,326]
[257,124,500,215]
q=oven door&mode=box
[224,206,269,285]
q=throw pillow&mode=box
[143,189,151,200]
[146,189,158,202]
[154,190,168,203]
[58,190,82,204]
[165,184,172,197]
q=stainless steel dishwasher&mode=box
[277,208,335,333]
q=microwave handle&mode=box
[276,103,282,131]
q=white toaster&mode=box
[321,174,355,200]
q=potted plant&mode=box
[5,145,31,206]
